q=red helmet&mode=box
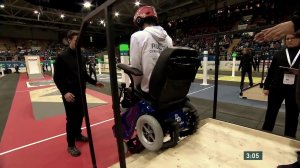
[133,6,157,26]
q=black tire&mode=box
[136,115,164,151]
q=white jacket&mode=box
[130,26,173,92]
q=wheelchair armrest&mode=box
[117,63,143,76]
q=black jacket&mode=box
[238,54,256,71]
[264,47,300,90]
[53,48,97,96]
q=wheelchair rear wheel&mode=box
[136,115,164,151]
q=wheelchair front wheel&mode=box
[136,115,164,151]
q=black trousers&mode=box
[256,62,260,72]
[89,68,97,82]
[262,86,299,138]
[63,97,84,147]
[240,68,253,90]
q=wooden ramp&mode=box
[110,118,300,168]
[242,85,268,102]
[242,85,285,104]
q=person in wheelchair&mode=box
[130,5,173,93]
[114,6,200,153]
[130,6,198,118]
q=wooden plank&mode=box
[243,85,285,104]
[110,118,300,168]
[243,85,268,102]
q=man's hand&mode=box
[96,82,104,88]
[64,92,75,102]
[254,21,295,43]
[263,90,269,96]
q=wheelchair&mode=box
[113,47,201,153]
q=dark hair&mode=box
[137,16,158,28]
[143,17,157,25]
[295,30,300,38]
[67,30,79,40]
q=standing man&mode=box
[130,6,173,92]
[53,30,104,157]
[238,48,256,91]
[88,57,97,81]
[255,10,300,168]
[262,33,300,138]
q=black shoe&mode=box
[67,146,81,157]
[75,135,89,142]
[277,162,300,168]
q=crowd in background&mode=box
[0,0,295,63]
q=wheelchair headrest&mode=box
[149,47,200,102]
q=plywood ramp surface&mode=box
[243,85,268,102]
[110,118,300,168]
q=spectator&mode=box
[53,30,104,157]
[238,48,256,93]
[262,34,300,140]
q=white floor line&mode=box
[187,85,214,95]
[0,118,114,156]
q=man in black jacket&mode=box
[53,30,104,157]
[88,57,97,81]
[262,34,300,138]
[238,48,256,91]
[255,10,300,168]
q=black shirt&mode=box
[53,48,97,96]
[264,47,300,90]
[238,54,256,70]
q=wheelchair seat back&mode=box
[148,47,200,111]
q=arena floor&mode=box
[0,71,298,168]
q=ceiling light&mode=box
[0,4,4,8]
[100,20,104,24]
[60,14,65,18]
[134,1,140,6]
[34,10,39,14]
[114,12,119,17]
[83,1,91,8]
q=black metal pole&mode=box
[213,35,220,119]
[82,91,98,168]
[75,43,98,168]
[75,1,122,167]
[260,53,266,88]
[105,6,126,168]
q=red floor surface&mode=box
[0,74,120,168]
